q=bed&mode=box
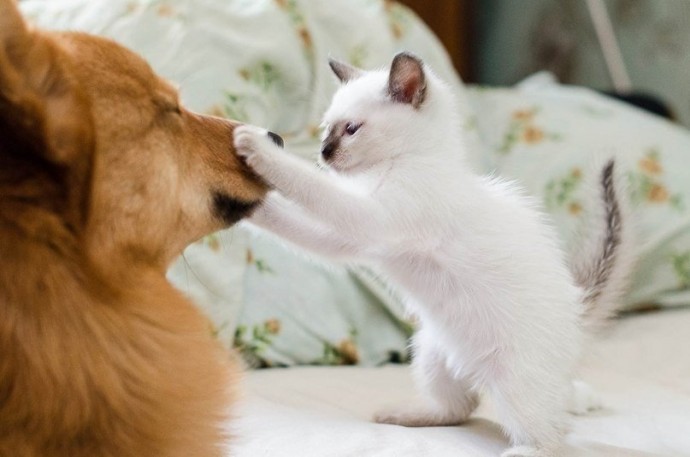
[21,1,690,455]
[235,308,690,456]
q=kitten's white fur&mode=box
[234,53,634,457]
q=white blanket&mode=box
[234,308,690,456]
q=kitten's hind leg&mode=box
[490,372,569,457]
[374,333,478,427]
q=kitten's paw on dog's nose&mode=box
[233,126,275,169]
[234,126,262,156]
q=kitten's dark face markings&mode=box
[320,120,364,164]
[321,122,343,162]
[322,52,426,171]
[321,137,338,161]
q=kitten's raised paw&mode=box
[233,125,262,152]
[374,407,468,427]
[233,126,274,168]
[568,380,603,415]
[501,445,552,457]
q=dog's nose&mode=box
[267,131,284,148]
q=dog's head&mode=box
[0,0,274,269]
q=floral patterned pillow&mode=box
[466,76,690,310]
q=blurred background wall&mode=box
[400,0,690,128]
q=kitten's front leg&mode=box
[489,371,567,457]
[249,192,360,260]
[234,126,385,239]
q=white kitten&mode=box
[234,53,635,457]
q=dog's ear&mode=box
[0,0,93,165]
[0,0,30,45]
[387,52,426,109]
[0,0,33,104]
[328,58,363,83]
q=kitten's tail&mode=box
[570,159,636,334]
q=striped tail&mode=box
[570,160,636,333]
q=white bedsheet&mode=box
[233,308,690,456]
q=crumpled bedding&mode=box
[233,307,690,456]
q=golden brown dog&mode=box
[0,0,275,455]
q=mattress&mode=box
[233,308,690,456]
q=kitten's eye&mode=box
[345,122,361,136]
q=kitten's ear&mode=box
[328,58,363,83]
[387,52,426,108]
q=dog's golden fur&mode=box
[0,1,267,455]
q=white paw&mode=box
[568,380,603,415]
[374,406,469,427]
[233,125,274,170]
[501,445,551,457]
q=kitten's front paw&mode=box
[233,126,274,170]
[374,406,469,427]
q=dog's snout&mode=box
[267,131,284,148]
[321,142,336,161]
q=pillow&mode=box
[466,75,690,309]
[22,0,478,366]
[237,235,412,367]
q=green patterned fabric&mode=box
[467,75,690,309]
